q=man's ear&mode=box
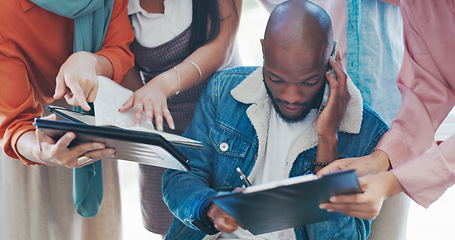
[260,39,265,60]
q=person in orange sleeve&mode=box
[0,0,134,239]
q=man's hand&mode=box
[19,114,116,167]
[207,203,241,233]
[319,171,404,220]
[313,52,349,172]
[54,51,112,111]
[316,52,350,138]
[317,150,391,178]
[206,187,245,233]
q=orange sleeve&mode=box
[96,0,135,84]
[0,53,42,164]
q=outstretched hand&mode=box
[54,51,102,111]
[119,73,175,131]
[317,150,391,178]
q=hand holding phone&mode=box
[317,41,338,116]
[316,39,350,137]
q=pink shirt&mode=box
[376,0,455,207]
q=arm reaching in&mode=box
[53,51,113,111]
[319,171,404,220]
[119,0,242,131]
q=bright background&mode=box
[119,1,455,239]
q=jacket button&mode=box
[220,142,229,152]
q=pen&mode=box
[236,167,252,187]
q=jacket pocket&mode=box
[209,125,254,190]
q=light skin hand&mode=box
[17,114,116,168]
[54,51,113,111]
[119,72,175,131]
[316,149,391,178]
[319,171,404,220]
[119,0,241,131]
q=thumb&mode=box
[41,114,57,121]
[54,73,66,99]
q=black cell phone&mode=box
[317,41,338,115]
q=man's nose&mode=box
[281,84,302,104]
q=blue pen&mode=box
[236,167,252,187]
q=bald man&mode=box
[162,0,388,239]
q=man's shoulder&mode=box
[209,66,260,89]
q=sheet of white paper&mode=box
[93,76,201,149]
[94,76,148,128]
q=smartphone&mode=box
[317,41,338,116]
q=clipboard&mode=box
[34,118,191,171]
[212,170,361,235]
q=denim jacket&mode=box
[345,0,403,125]
[163,67,389,240]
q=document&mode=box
[212,170,362,235]
[39,76,204,171]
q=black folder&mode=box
[34,118,191,171]
[46,105,205,150]
[212,170,361,235]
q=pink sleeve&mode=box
[376,0,455,207]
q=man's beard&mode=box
[263,77,321,123]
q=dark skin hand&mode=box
[207,188,246,233]
[314,51,349,173]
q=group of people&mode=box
[0,0,454,240]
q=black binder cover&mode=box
[45,105,204,150]
[212,170,361,235]
[34,118,191,171]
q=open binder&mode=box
[34,118,193,171]
[46,105,204,150]
[35,76,206,171]
[212,170,362,235]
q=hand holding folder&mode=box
[40,76,204,171]
[212,170,362,235]
[37,76,203,218]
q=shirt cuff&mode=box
[193,195,219,235]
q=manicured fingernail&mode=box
[158,124,163,131]
[326,208,334,212]
[170,123,175,130]
[146,120,153,126]
[319,204,326,209]
[330,196,336,202]
[96,144,105,149]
